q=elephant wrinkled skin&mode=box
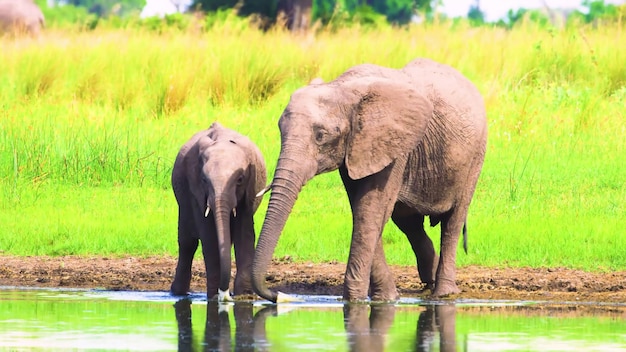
[252,58,487,302]
[171,122,266,300]
[0,0,44,36]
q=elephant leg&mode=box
[340,163,404,301]
[232,216,254,295]
[171,202,199,295]
[201,235,221,299]
[433,210,465,297]
[432,151,485,297]
[391,211,438,291]
[369,237,399,301]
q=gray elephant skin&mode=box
[252,58,487,302]
[0,0,44,36]
[171,122,267,299]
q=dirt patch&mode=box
[1,255,625,305]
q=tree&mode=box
[367,0,422,24]
[63,0,144,16]
[277,0,313,31]
[467,0,484,25]
[191,0,311,32]
[192,0,438,30]
[583,0,620,22]
[364,0,434,24]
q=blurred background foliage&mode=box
[33,0,626,32]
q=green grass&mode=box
[1,21,625,271]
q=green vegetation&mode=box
[37,0,626,32]
[0,20,624,271]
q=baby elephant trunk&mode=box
[213,199,233,295]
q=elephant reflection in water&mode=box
[173,299,276,352]
[343,303,396,352]
[343,303,460,352]
[174,300,459,351]
[174,299,194,351]
[417,304,459,352]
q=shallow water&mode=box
[0,288,625,351]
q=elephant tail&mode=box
[462,223,468,254]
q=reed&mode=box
[1,20,624,270]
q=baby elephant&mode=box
[170,122,267,301]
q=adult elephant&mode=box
[171,122,267,301]
[0,0,45,36]
[252,58,487,302]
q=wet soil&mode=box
[1,255,625,305]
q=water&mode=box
[0,287,625,351]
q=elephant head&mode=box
[0,0,45,36]
[252,65,434,302]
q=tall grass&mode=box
[1,20,624,271]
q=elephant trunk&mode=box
[213,199,233,294]
[252,156,311,302]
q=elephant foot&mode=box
[343,284,370,302]
[343,293,370,303]
[170,280,190,296]
[423,281,435,292]
[233,286,254,296]
[369,278,399,302]
[431,279,461,297]
[171,288,189,296]
[233,273,254,296]
[370,288,399,302]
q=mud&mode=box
[1,255,625,304]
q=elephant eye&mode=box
[236,175,244,185]
[314,129,327,144]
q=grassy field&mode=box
[1,19,624,271]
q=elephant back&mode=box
[401,58,486,127]
[401,58,488,193]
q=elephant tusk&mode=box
[255,184,272,198]
[204,206,210,217]
[218,289,234,302]
[232,208,237,218]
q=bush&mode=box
[41,3,100,30]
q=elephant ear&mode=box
[199,122,223,151]
[238,138,267,212]
[206,122,224,140]
[197,133,216,152]
[345,79,434,180]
